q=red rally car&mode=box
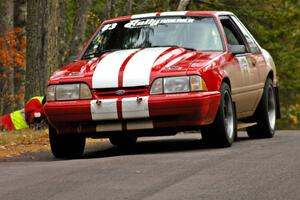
[44,11,280,158]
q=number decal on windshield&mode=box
[101,23,117,32]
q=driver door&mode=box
[220,16,260,117]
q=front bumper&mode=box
[44,91,220,135]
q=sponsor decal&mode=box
[124,18,194,28]
[236,56,250,69]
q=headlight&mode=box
[56,84,80,100]
[164,76,190,93]
[150,75,207,94]
[47,83,92,101]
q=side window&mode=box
[230,16,260,54]
[223,26,240,45]
[220,18,246,47]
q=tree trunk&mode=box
[127,0,133,14]
[66,0,92,60]
[105,0,112,18]
[0,0,14,114]
[106,0,117,18]
[13,0,27,110]
[111,0,117,17]
[26,0,67,101]
[58,0,67,66]
[14,0,27,28]
[46,0,61,76]
[13,29,26,111]
[0,1,14,36]
[169,0,179,11]
[25,0,48,101]
[177,0,191,11]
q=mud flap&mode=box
[275,87,281,119]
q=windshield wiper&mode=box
[150,45,197,51]
[82,48,121,59]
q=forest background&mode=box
[0,0,299,129]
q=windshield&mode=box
[82,16,223,59]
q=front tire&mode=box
[49,124,86,159]
[201,83,237,147]
[246,78,276,138]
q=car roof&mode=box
[103,11,234,23]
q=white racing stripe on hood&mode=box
[92,49,137,88]
[122,47,169,87]
[165,52,195,68]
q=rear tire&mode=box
[109,136,137,148]
[49,124,86,159]
[201,83,237,147]
[246,78,276,138]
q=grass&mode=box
[0,129,49,158]
[0,128,107,158]
[0,129,49,146]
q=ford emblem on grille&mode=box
[116,90,125,95]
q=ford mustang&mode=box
[44,11,280,158]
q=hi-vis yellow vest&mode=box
[10,109,28,130]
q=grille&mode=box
[93,86,149,97]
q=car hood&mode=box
[49,47,223,88]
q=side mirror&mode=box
[228,45,246,55]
